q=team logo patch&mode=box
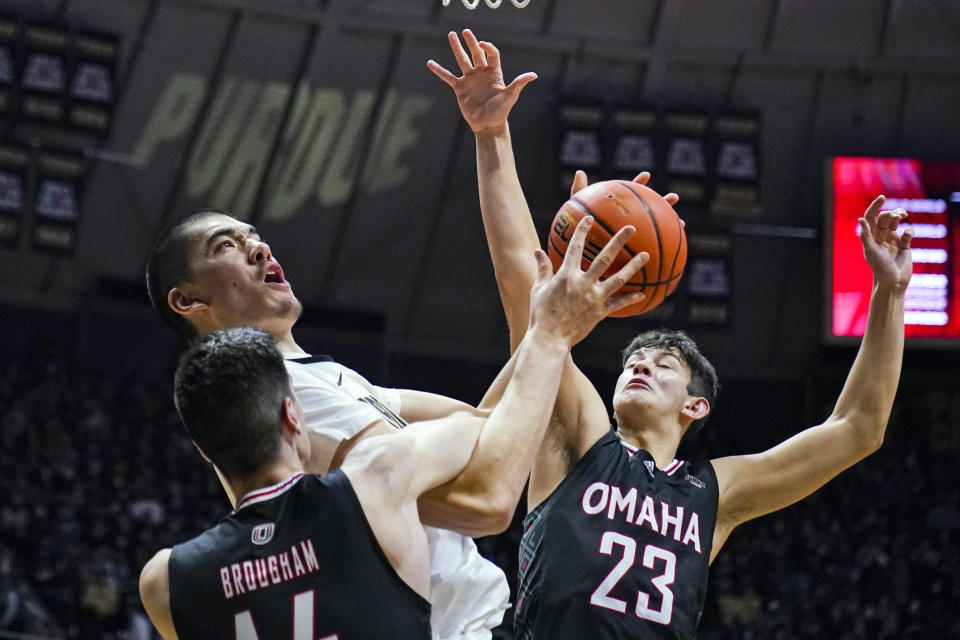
[643,459,656,477]
[685,474,706,489]
[251,523,275,545]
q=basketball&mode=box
[547,180,687,316]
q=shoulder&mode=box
[140,548,171,591]
[139,548,177,639]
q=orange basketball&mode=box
[547,180,686,316]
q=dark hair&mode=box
[620,329,719,439]
[146,209,227,339]
[174,326,290,480]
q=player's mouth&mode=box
[625,378,651,391]
[263,262,290,288]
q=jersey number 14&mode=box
[234,590,338,640]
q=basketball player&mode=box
[145,199,649,633]
[139,220,649,639]
[430,30,914,638]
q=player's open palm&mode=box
[427,29,537,138]
[859,195,914,291]
[529,216,649,347]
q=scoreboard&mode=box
[826,157,960,347]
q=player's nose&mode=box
[247,238,273,263]
[633,361,651,376]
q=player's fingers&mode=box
[858,218,877,249]
[665,193,679,206]
[533,249,554,284]
[462,29,487,67]
[505,72,538,102]
[899,226,915,251]
[426,60,459,87]
[877,210,899,231]
[448,31,473,73]
[606,291,646,315]
[479,41,500,69]
[570,170,588,196]
[863,195,885,227]
[890,208,907,229]
[679,218,686,228]
[585,226,635,281]
[561,216,594,272]
[632,171,651,185]
[599,251,648,298]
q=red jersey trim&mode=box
[235,473,305,512]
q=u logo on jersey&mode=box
[251,523,275,545]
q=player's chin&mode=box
[285,298,304,322]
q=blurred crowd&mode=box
[1,348,958,639]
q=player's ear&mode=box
[168,285,207,318]
[282,396,302,435]
[681,396,710,422]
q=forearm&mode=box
[831,282,906,447]
[476,127,541,350]
[421,326,570,534]
[404,413,486,498]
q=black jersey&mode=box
[168,471,431,640]
[515,431,719,639]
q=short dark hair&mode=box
[620,329,720,439]
[173,326,290,480]
[146,209,227,339]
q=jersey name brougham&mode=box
[219,538,319,598]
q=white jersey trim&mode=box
[235,473,305,512]
[619,439,683,475]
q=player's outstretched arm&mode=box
[428,29,539,348]
[139,549,178,640]
[429,31,672,510]
[711,196,912,557]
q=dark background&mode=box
[1,0,959,638]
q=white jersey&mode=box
[284,353,510,640]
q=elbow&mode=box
[490,486,523,533]
[863,428,885,455]
[830,413,888,458]
[849,418,886,457]
[472,489,520,536]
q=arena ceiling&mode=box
[1,0,960,375]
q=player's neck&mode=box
[616,424,681,469]
[269,324,305,355]
[275,333,306,355]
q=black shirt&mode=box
[168,471,431,640]
[515,431,719,639]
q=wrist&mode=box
[525,323,574,357]
[874,280,908,298]
[474,122,510,141]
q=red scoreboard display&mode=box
[826,157,960,347]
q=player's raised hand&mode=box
[858,195,914,291]
[528,216,649,347]
[427,29,537,138]
[570,170,683,225]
